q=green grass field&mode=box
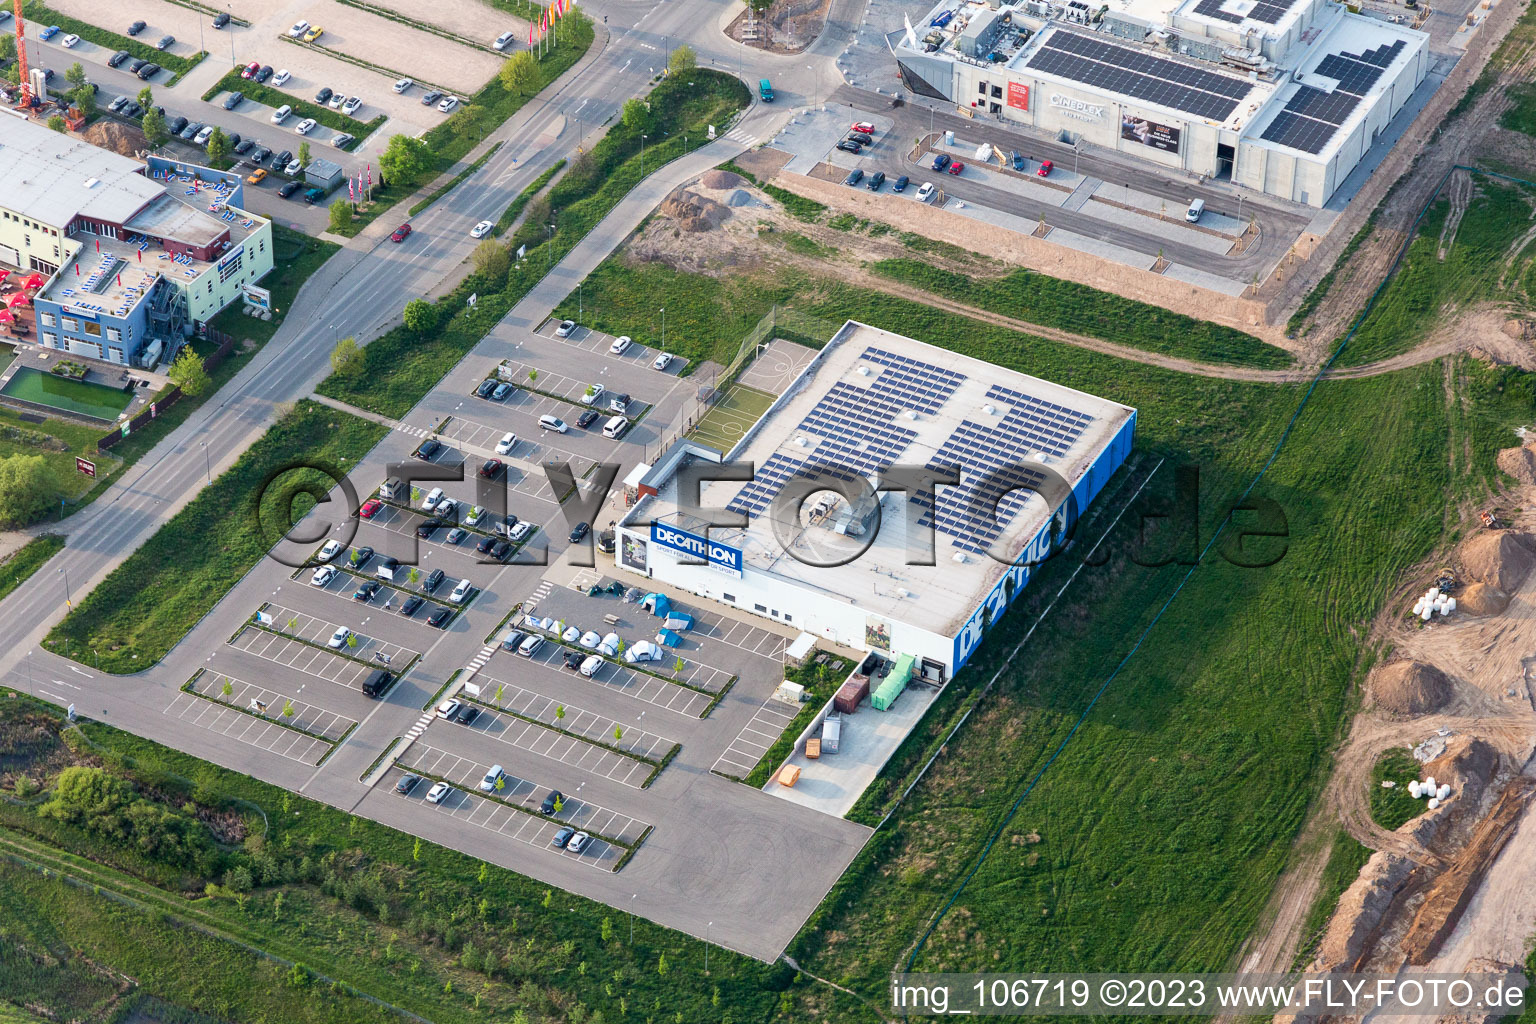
[0,535,64,606]
[1371,747,1427,830]
[687,384,775,452]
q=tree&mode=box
[140,107,168,150]
[379,133,433,187]
[221,679,233,697]
[622,98,650,132]
[668,44,696,76]
[168,348,210,397]
[402,298,434,333]
[448,106,481,139]
[330,335,363,375]
[328,199,353,233]
[613,724,624,742]
[138,85,154,111]
[47,115,67,133]
[298,141,311,169]
[0,35,15,62]
[65,63,93,116]
[499,50,539,96]
[0,455,58,529]
[472,239,509,280]
[206,127,230,165]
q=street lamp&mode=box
[228,5,235,67]
[1073,142,1081,176]
[705,921,712,973]
[640,134,648,178]
[659,307,665,349]
[199,440,210,481]
[808,63,817,108]
[630,893,637,943]
[58,567,70,608]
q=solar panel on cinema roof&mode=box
[1257,39,1405,154]
[1024,32,1247,121]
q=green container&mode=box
[870,653,915,711]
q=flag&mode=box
[528,20,534,44]
[366,164,372,188]
[348,176,354,202]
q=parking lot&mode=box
[162,690,333,765]
[470,680,677,763]
[711,697,799,778]
[228,625,379,689]
[496,635,715,718]
[257,601,422,666]
[191,668,358,742]
[532,321,689,380]
[441,703,654,788]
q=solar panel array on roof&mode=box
[912,385,1096,555]
[1191,0,1300,25]
[1025,30,1249,121]
[1257,39,1404,154]
[724,348,965,521]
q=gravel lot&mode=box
[298,0,504,96]
[362,0,530,51]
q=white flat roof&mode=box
[641,322,1135,636]
[0,112,162,229]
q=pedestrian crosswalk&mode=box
[395,422,431,439]
[725,127,757,147]
[466,643,497,674]
[404,708,435,742]
[525,579,555,612]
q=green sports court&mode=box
[687,384,776,453]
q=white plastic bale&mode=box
[1426,775,1437,791]
[1408,780,1422,798]
[1446,597,1457,614]
[1428,797,1440,810]
[1438,784,1451,800]
[1421,606,1433,621]
[1413,600,1425,616]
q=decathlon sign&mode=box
[651,522,743,578]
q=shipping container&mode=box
[834,675,870,714]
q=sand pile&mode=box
[659,189,728,232]
[1495,444,1536,485]
[83,121,145,156]
[698,169,745,190]
[1456,582,1509,616]
[1314,850,1414,970]
[1458,531,1536,593]
[1368,660,1453,716]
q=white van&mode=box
[539,414,569,433]
[602,415,630,439]
[380,476,403,501]
[270,104,292,124]
[1185,198,1205,223]
[579,654,604,677]
[421,486,445,510]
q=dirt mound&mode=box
[698,169,745,190]
[1368,660,1453,716]
[1458,530,1536,593]
[1495,444,1536,485]
[1501,319,1532,340]
[1456,581,1509,616]
[1314,850,1414,970]
[659,189,728,233]
[83,120,145,156]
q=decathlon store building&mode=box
[895,0,1429,206]
[613,321,1136,681]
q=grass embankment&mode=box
[0,697,790,1022]
[327,12,593,237]
[45,401,387,671]
[1336,180,1536,366]
[21,1,206,84]
[317,70,749,416]
[200,68,382,144]
[0,535,64,604]
[1292,830,1373,968]
[1371,747,1427,830]
[407,142,501,217]
[731,657,851,787]
[0,410,121,525]
[207,224,337,349]
[494,158,564,234]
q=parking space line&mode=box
[472,675,677,761]
[498,641,712,718]
[162,692,330,766]
[711,699,799,778]
[228,626,371,689]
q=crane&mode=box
[13,0,31,108]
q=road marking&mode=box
[712,698,799,777]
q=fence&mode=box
[95,327,232,450]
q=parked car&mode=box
[246,168,268,185]
[250,145,272,163]
[495,432,517,455]
[241,60,260,79]
[446,527,467,545]
[194,125,214,145]
[518,634,545,657]
[341,96,362,115]
[492,382,513,401]
[108,95,129,113]
[846,131,873,146]
[1038,159,1053,177]
[223,91,244,110]
[353,580,379,602]
[835,140,862,154]
[359,499,382,518]
[438,95,459,113]
[436,698,462,720]
[326,626,352,649]
[575,409,598,429]
[288,20,310,37]
[425,781,451,804]
[331,132,355,148]
[555,320,577,337]
[128,20,147,35]
[302,24,324,41]
[395,774,421,795]
[579,654,604,677]
[540,790,563,814]
[38,25,59,41]
[278,180,301,199]
[475,378,496,398]
[125,58,148,73]
[303,187,325,204]
[390,223,412,243]
[400,595,423,617]
[311,565,337,587]
[416,518,444,539]
[1011,150,1025,171]
[295,117,317,135]
[652,351,672,370]
[213,12,231,28]
[283,158,303,175]
[470,220,493,238]
[551,826,575,848]
[852,120,876,134]
[156,35,175,50]
[451,704,480,725]
[539,415,568,433]
[61,33,80,48]
[568,832,591,854]
[490,540,510,561]
[867,170,887,190]
[255,65,273,82]
[415,437,442,459]
[271,104,292,124]
[893,174,910,192]
[568,522,590,543]
[232,138,254,155]
[166,115,188,134]
[428,607,451,628]
[314,86,333,105]
[495,29,516,49]
[423,568,446,593]
[932,152,952,172]
[476,535,496,555]
[393,77,413,93]
[420,89,443,106]
[609,335,632,355]
[109,50,131,68]
[844,168,864,186]
[478,765,505,792]
[947,160,965,175]
[479,458,504,479]
[136,63,161,80]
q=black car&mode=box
[450,704,480,725]
[136,62,161,80]
[278,180,301,199]
[415,438,442,460]
[178,120,201,140]
[272,149,293,169]
[127,19,146,35]
[156,34,175,50]
[500,630,527,652]
[551,826,575,848]
[427,608,451,628]
[315,86,333,104]
[835,139,862,154]
[420,89,443,106]
[400,595,423,617]
[540,790,563,815]
[475,378,496,398]
[562,650,586,669]
[575,409,599,429]
[490,539,511,561]
[125,57,147,73]
[213,11,231,27]
[250,146,272,163]
[225,132,241,150]
[232,138,254,155]
[223,91,243,110]
[867,170,887,191]
[108,50,131,68]
[166,115,188,135]
[353,580,380,602]
[844,168,864,186]
[847,131,873,146]
[416,518,443,539]
[353,545,374,566]
[423,568,445,593]
[122,101,142,118]
[568,522,590,543]
[475,535,495,554]
[255,65,274,83]
[304,188,325,204]
[395,773,421,795]
[893,175,910,192]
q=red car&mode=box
[851,121,875,135]
[947,160,965,175]
[240,60,260,79]
[390,223,411,242]
[478,458,503,478]
[359,499,382,519]
[1038,159,1053,177]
